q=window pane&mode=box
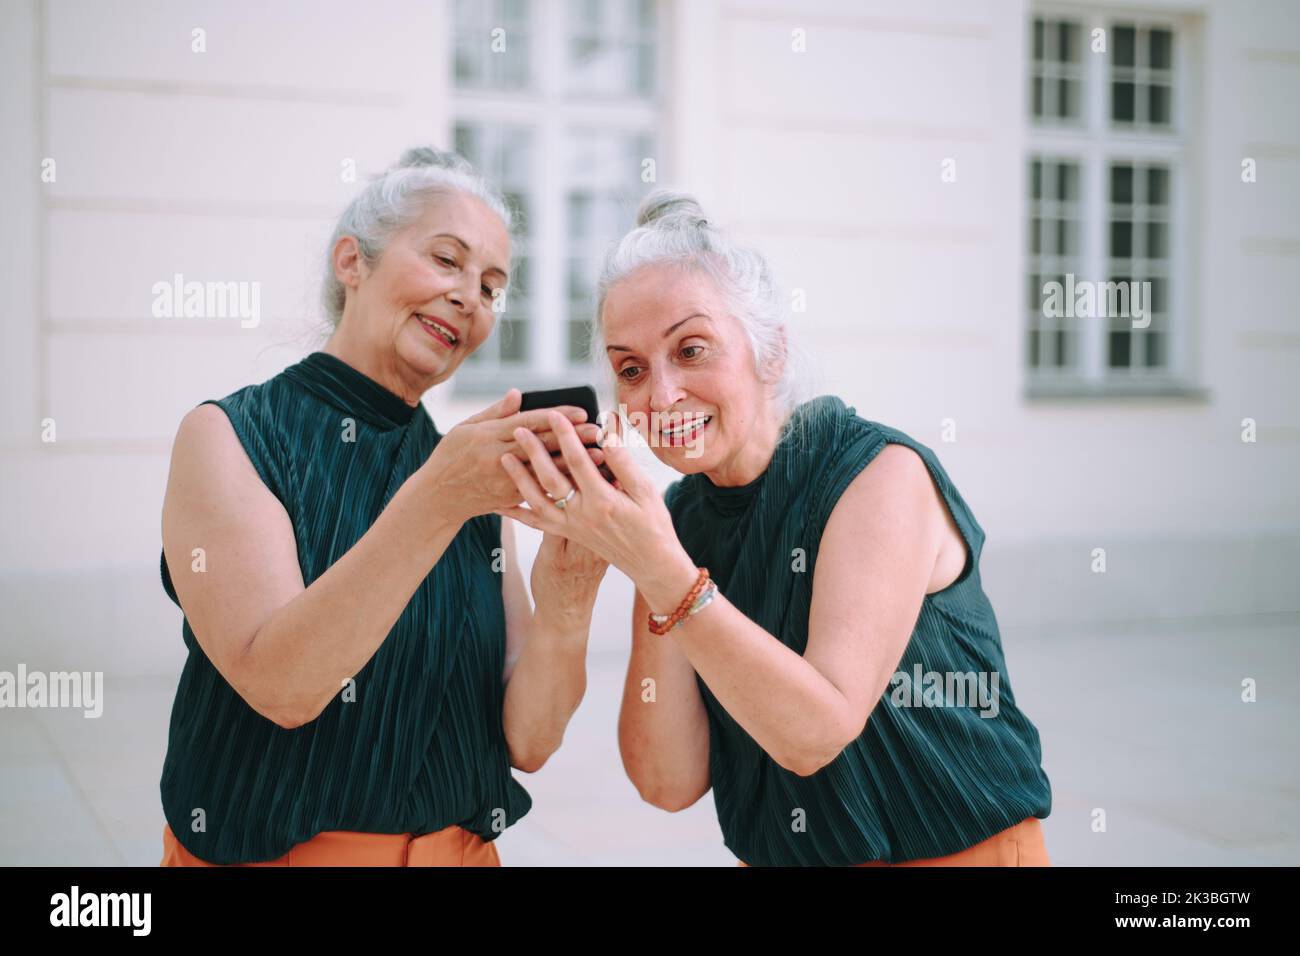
[1027,23,1181,386]
[1149,276,1167,313]
[1110,164,1133,205]
[1057,219,1077,256]
[1149,84,1171,125]
[1058,79,1077,120]
[1029,17,1084,123]
[1147,166,1169,205]
[1112,81,1135,122]
[454,122,535,237]
[1058,163,1078,200]
[454,0,533,90]
[1055,328,1069,367]
[1026,158,1081,376]
[564,129,657,366]
[1057,22,1076,62]
[1149,29,1172,70]
[453,122,535,366]
[1144,331,1163,367]
[567,0,657,96]
[1110,221,1133,258]
[1114,25,1136,67]
[1109,330,1131,368]
[1147,222,1167,259]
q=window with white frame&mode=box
[450,0,662,393]
[1025,9,1193,394]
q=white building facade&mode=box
[2,0,1297,677]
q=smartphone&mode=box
[519,385,600,425]
[519,385,616,484]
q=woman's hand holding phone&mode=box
[519,385,616,484]
[417,389,599,525]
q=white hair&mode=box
[588,188,815,440]
[321,146,515,328]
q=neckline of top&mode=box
[282,351,425,430]
[688,396,846,517]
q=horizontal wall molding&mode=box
[723,113,994,142]
[45,196,340,220]
[730,221,993,243]
[44,73,406,108]
[721,6,992,40]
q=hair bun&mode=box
[636,188,710,229]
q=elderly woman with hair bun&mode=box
[496,188,1054,866]
[156,147,610,866]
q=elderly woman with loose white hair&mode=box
[496,189,1055,867]
[156,147,609,866]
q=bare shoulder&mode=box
[166,403,287,517]
[826,440,964,592]
[171,403,257,478]
[865,441,931,485]
[834,441,935,518]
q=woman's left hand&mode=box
[495,410,685,588]
[529,529,609,621]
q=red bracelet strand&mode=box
[647,568,711,635]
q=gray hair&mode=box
[321,147,515,329]
[588,188,815,436]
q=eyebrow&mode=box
[605,313,712,353]
[430,232,509,282]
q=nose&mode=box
[649,364,686,413]
[445,270,481,315]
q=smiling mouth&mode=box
[660,415,712,446]
[413,313,458,348]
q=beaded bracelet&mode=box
[684,580,718,618]
[648,568,713,635]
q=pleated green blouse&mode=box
[159,350,530,864]
[663,395,1051,866]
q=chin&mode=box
[399,332,455,380]
[652,445,715,475]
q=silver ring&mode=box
[552,487,577,510]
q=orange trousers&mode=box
[160,822,501,867]
[738,816,1050,867]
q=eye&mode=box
[434,254,456,267]
[617,365,642,381]
[680,344,704,359]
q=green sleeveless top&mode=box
[663,395,1051,865]
[158,350,530,864]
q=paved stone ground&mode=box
[3,605,1296,866]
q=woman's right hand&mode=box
[417,389,600,525]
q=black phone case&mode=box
[519,385,599,425]
[518,385,615,484]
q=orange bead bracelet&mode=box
[647,567,712,635]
